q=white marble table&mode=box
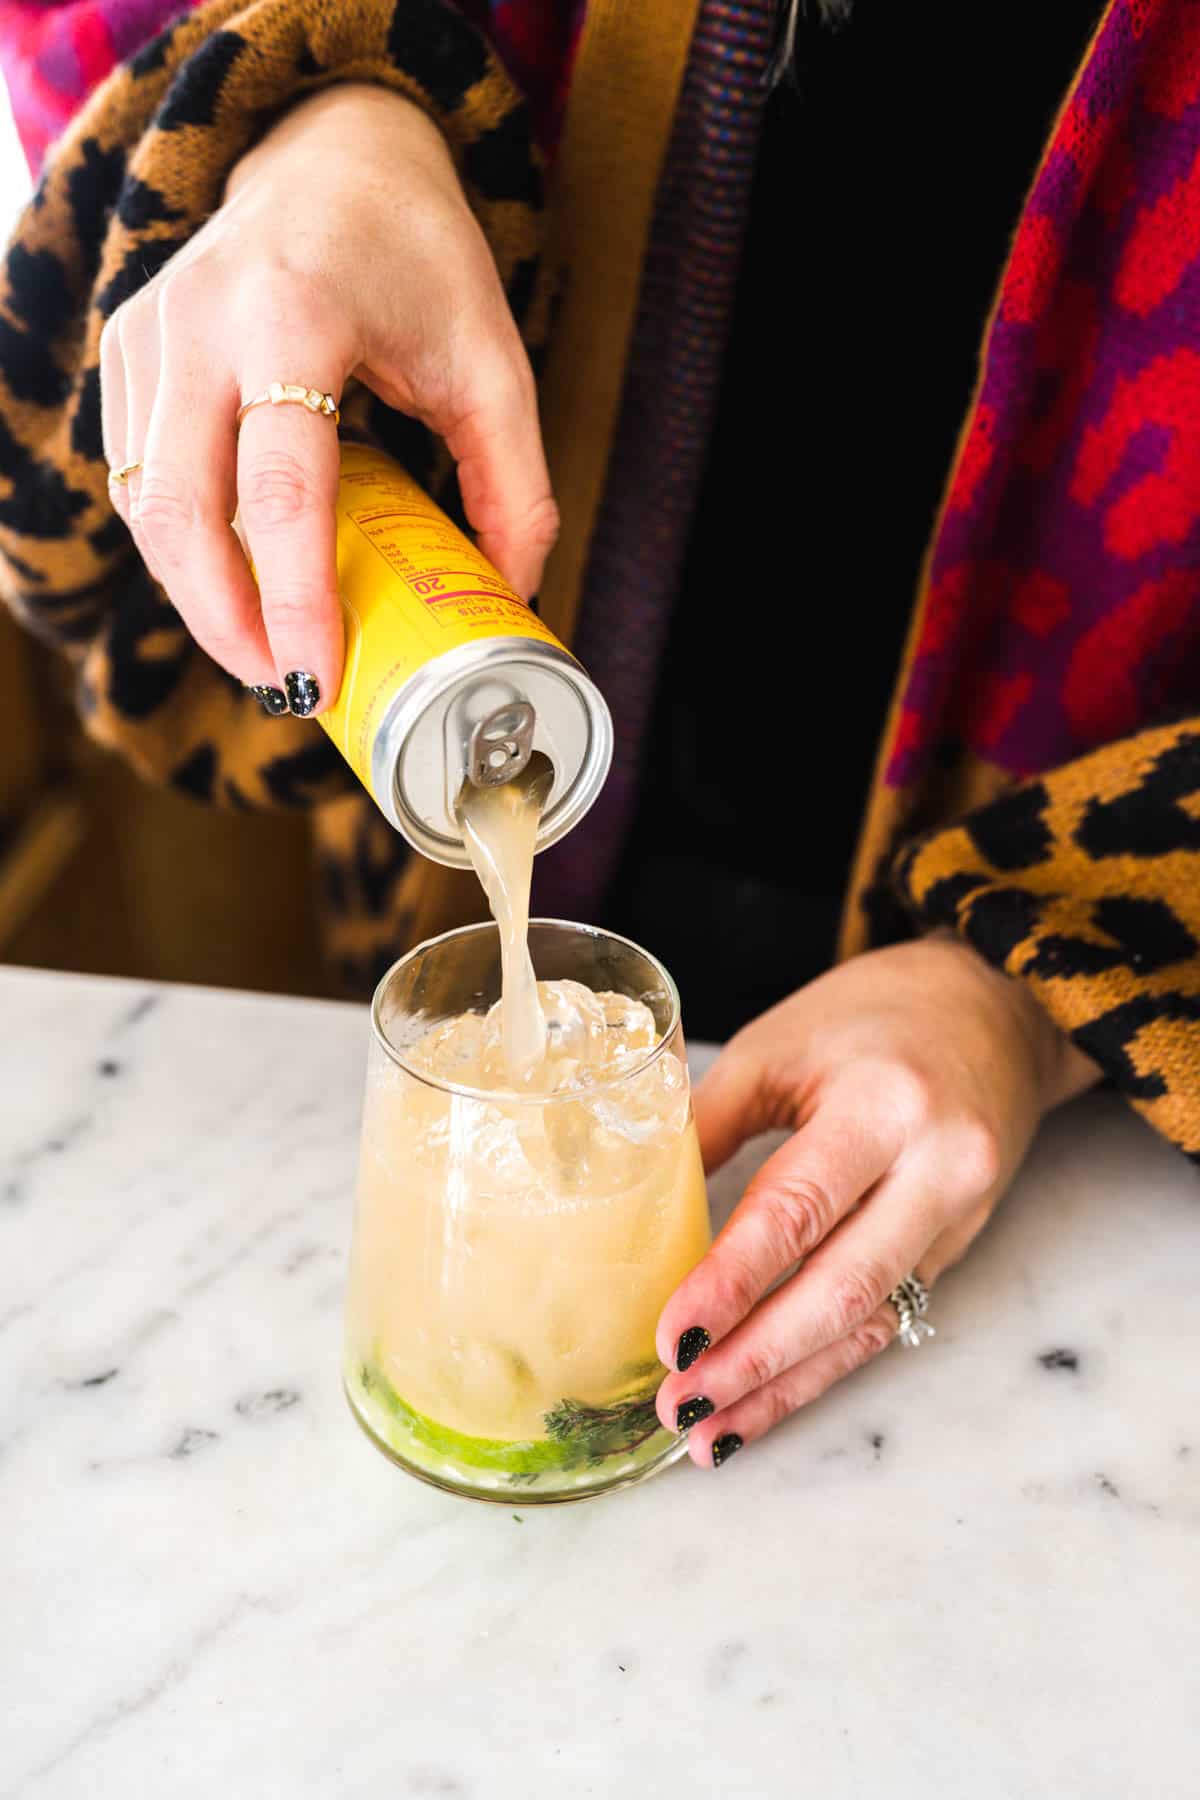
[3,965,1199,1799]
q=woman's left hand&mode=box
[656,934,1101,1466]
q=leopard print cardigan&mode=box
[1,0,1198,1162]
[895,720,1200,1162]
[0,0,552,990]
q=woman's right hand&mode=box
[101,82,557,716]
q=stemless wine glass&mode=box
[344,920,712,1503]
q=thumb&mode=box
[438,345,559,601]
[692,1037,775,1176]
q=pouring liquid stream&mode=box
[455,753,553,1082]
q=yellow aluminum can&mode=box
[323,443,612,867]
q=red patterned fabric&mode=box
[887,0,1200,795]
[0,0,186,170]
[0,0,581,170]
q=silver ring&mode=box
[888,1273,936,1349]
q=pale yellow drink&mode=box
[344,744,709,1500]
[344,927,711,1500]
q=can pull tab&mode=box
[467,701,536,788]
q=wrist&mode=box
[988,960,1102,1113]
[225,82,453,203]
[1045,1029,1105,1110]
[928,930,1102,1114]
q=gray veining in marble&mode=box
[2,965,1199,1798]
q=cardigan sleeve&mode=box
[893,717,1200,1164]
[0,0,549,811]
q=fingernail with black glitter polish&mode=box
[248,683,288,716]
[676,1326,710,1372]
[712,1433,743,1468]
[528,592,540,615]
[676,1396,715,1433]
[284,671,320,717]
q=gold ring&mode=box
[236,383,340,427]
[107,460,143,486]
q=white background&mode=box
[0,77,32,241]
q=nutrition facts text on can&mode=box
[347,501,540,635]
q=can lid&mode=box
[373,638,613,868]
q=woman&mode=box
[1,0,1196,1472]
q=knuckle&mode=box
[132,468,198,544]
[739,1340,783,1394]
[469,343,529,415]
[827,1259,890,1340]
[523,492,561,553]
[98,316,122,375]
[156,262,204,318]
[756,1385,792,1434]
[196,623,249,671]
[108,290,145,341]
[754,1175,835,1266]
[104,296,149,374]
[848,1312,896,1362]
[884,1062,937,1135]
[709,1253,762,1326]
[240,451,322,530]
[256,579,324,625]
[510,353,539,412]
[238,264,332,339]
[949,1111,1003,1196]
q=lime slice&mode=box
[353,1361,668,1478]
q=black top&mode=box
[602,1,1103,1041]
